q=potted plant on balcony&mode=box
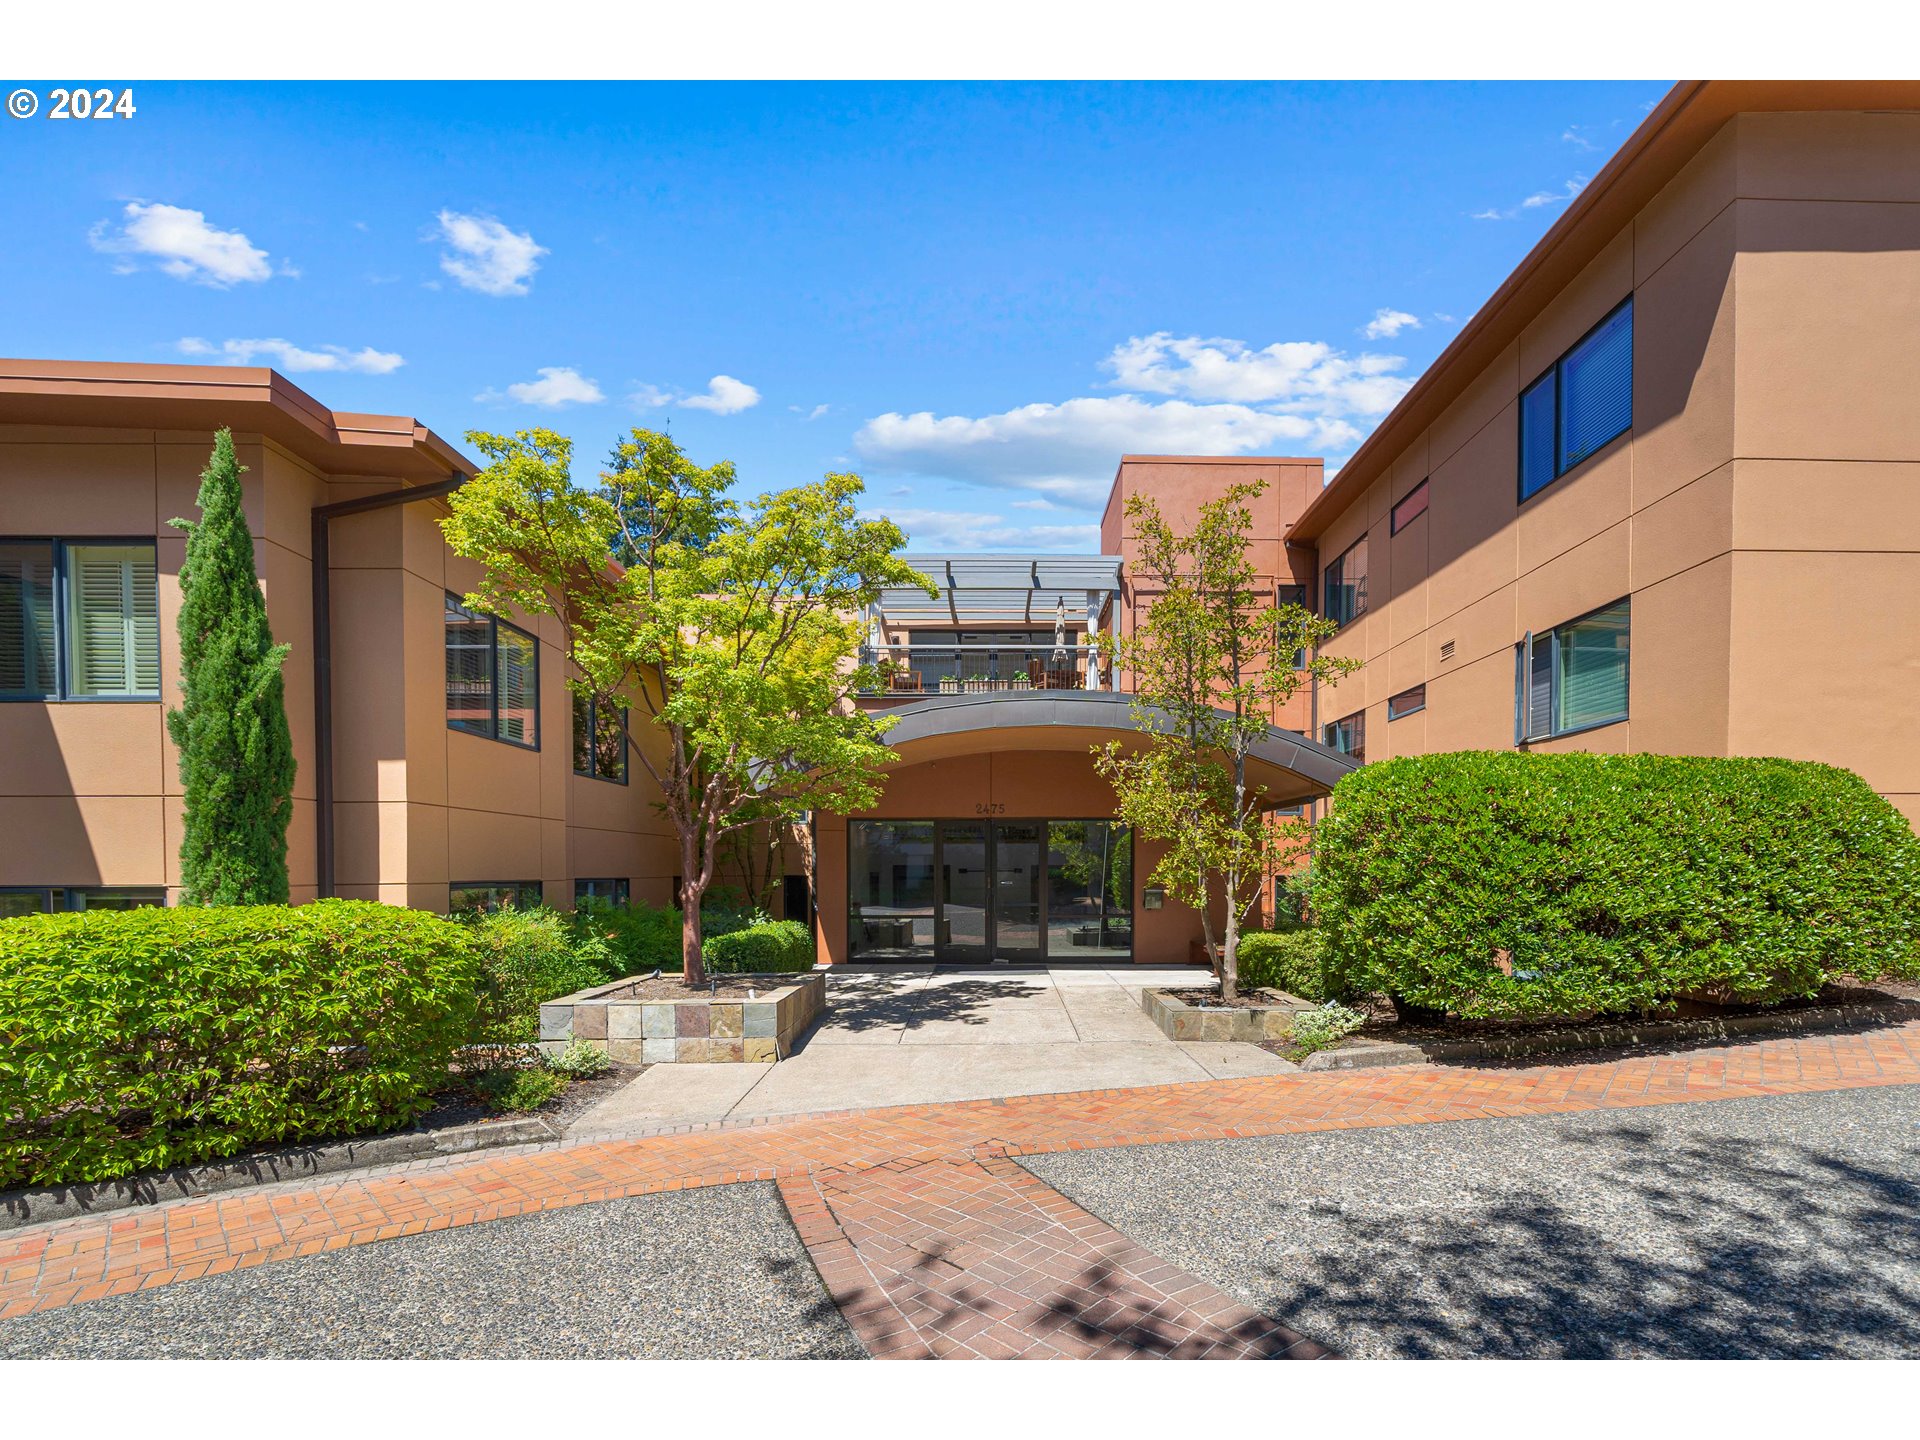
[939,675,960,694]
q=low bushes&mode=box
[466,906,619,1046]
[569,900,771,974]
[705,919,815,973]
[1312,751,1920,1020]
[1237,929,1328,1001]
[0,901,477,1189]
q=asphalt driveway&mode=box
[1024,1083,1920,1358]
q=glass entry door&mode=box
[851,818,1133,964]
[936,820,990,962]
[990,821,1045,962]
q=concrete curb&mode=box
[1300,998,1920,1071]
[0,1116,559,1234]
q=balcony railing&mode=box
[858,644,1104,696]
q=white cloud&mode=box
[478,366,605,408]
[790,402,831,421]
[855,331,1418,510]
[432,209,547,296]
[1362,308,1421,341]
[1561,126,1598,152]
[863,506,1100,555]
[857,396,1354,509]
[634,374,762,416]
[89,202,274,287]
[1474,175,1589,221]
[177,337,404,375]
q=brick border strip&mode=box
[0,1116,558,1235]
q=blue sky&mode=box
[4,80,1667,551]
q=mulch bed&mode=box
[1162,987,1295,1012]
[594,976,797,1002]
[415,1061,646,1135]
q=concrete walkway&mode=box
[568,965,1294,1135]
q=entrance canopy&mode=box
[876,554,1123,627]
[875,690,1356,807]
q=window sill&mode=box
[573,770,630,786]
[446,722,540,752]
[1517,714,1627,747]
[1518,427,1630,508]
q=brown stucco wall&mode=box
[1300,111,1920,823]
[0,388,683,911]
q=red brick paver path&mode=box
[4,1021,1917,1358]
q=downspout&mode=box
[311,474,467,899]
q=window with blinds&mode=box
[1516,598,1630,743]
[1520,296,1634,502]
[1,540,158,700]
[67,545,160,697]
[1,543,58,698]
[444,592,539,747]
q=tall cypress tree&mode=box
[167,429,296,905]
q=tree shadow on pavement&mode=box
[1240,1122,1920,1357]
[818,977,1051,1035]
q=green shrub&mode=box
[0,901,477,1188]
[466,907,613,1046]
[573,900,682,974]
[546,1038,611,1078]
[466,1064,567,1113]
[568,900,771,975]
[1282,1002,1367,1056]
[1312,752,1920,1020]
[1237,929,1328,1001]
[704,919,814,973]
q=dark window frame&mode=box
[1321,535,1369,632]
[1387,684,1426,721]
[448,880,544,914]
[1276,583,1310,669]
[1,536,162,703]
[1389,479,1430,535]
[1322,710,1366,764]
[0,885,167,914]
[1518,295,1635,504]
[1514,596,1632,745]
[443,592,541,750]
[572,691,629,784]
[574,877,631,908]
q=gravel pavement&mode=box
[0,1183,864,1359]
[1024,1083,1920,1358]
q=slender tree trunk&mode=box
[680,828,707,987]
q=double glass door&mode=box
[847,818,1132,964]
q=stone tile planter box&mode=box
[539,972,825,1064]
[1142,986,1314,1043]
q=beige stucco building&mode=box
[0,361,682,916]
[4,79,1916,959]
[1292,81,1920,829]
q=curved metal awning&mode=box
[873,691,1355,806]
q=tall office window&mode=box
[1,540,158,700]
[1322,535,1368,629]
[1516,598,1630,743]
[1390,479,1429,534]
[1520,297,1634,501]
[444,593,539,747]
[572,691,629,782]
[1323,711,1366,764]
[1276,583,1309,668]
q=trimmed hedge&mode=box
[1312,751,1920,1020]
[705,919,815,973]
[1237,929,1327,1002]
[0,901,478,1189]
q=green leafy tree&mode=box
[1095,480,1359,999]
[442,427,934,985]
[166,429,296,905]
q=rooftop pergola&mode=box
[874,554,1123,629]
